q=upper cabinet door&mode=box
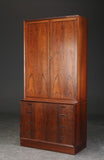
[49,18,77,100]
[24,20,49,98]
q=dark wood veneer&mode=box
[20,15,87,154]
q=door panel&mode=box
[32,102,74,144]
[46,104,58,142]
[50,19,77,100]
[20,101,33,138]
[32,103,58,142]
[25,21,49,98]
[58,104,74,145]
[32,103,47,140]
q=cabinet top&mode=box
[24,15,87,22]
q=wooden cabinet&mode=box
[20,15,88,154]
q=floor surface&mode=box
[0,114,104,160]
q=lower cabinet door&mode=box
[32,103,58,142]
[32,103,47,141]
[20,101,33,138]
[58,104,74,145]
[21,101,74,145]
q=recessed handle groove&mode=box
[27,132,31,135]
[60,126,66,128]
[27,122,32,124]
[26,111,32,114]
[27,103,32,105]
[59,114,67,117]
[60,106,66,108]
[60,137,66,140]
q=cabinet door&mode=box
[24,20,49,98]
[32,103,47,140]
[20,101,33,138]
[45,103,58,142]
[32,102,74,145]
[32,103,58,143]
[58,104,74,145]
[49,19,77,100]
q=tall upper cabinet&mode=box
[20,15,88,155]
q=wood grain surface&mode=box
[21,15,88,154]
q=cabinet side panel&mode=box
[75,103,81,146]
[77,17,88,101]
[80,102,87,145]
[75,102,87,146]
[24,21,49,99]
[20,101,24,138]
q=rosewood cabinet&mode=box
[20,15,88,154]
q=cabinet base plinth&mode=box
[20,138,86,155]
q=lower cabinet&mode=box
[20,100,87,154]
[20,101,74,145]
